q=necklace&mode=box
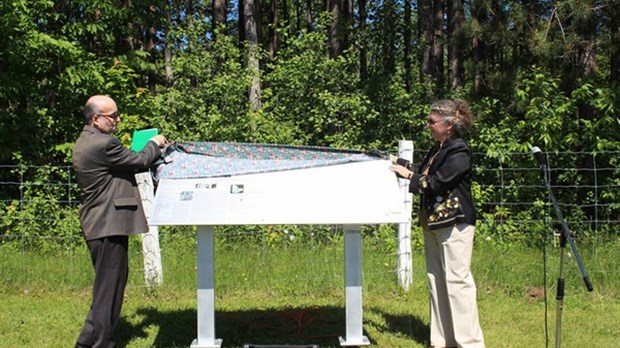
[422,142,443,175]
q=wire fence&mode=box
[426,150,618,243]
[1,150,619,288]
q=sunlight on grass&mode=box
[1,237,618,347]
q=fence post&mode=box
[397,140,413,291]
[136,171,163,287]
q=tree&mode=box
[447,0,464,90]
[268,0,279,60]
[239,0,246,43]
[164,3,174,86]
[431,0,445,89]
[305,0,314,33]
[378,0,398,75]
[244,0,262,110]
[470,0,497,95]
[328,0,342,57]
[403,0,412,91]
[609,0,620,87]
[511,0,545,70]
[561,0,598,90]
[418,0,433,83]
[1,0,619,171]
[359,0,368,81]
[212,0,227,38]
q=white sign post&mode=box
[396,140,414,291]
[135,171,163,287]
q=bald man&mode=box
[73,95,166,348]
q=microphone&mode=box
[531,146,546,167]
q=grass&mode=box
[1,234,619,347]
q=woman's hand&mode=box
[389,164,413,180]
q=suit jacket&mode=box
[72,125,162,241]
[408,137,476,228]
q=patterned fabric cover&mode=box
[155,141,383,179]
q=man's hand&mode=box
[150,135,168,148]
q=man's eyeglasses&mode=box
[97,111,120,120]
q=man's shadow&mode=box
[116,305,429,347]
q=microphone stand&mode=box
[538,162,593,348]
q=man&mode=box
[73,95,166,348]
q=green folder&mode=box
[130,128,159,151]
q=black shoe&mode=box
[75,343,91,348]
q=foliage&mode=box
[468,67,620,243]
[263,30,376,148]
[1,1,619,245]
[154,32,253,143]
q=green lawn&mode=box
[1,236,618,347]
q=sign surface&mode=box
[150,159,408,225]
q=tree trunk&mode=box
[212,0,227,38]
[560,0,597,94]
[490,1,505,67]
[381,0,397,75]
[611,0,620,88]
[244,0,262,111]
[418,0,433,83]
[575,0,597,119]
[282,0,291,42]
[329,0,341,57]
[239,0,246,44]
[447,0,464,90]
[185,0,195,52]
[513,0,539,69]
[576,2,597,79]
[359,0,367,82]
[471,0,489,94]
[269,0,278,60]
[432,0,444,89]
[164,9,174,86]
[403,0,411,91]
[342,0,352,52]
[306,0,313,32]
[144,5,157,95]
[122,0,135,52]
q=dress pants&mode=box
[77,235,129,348]
[424,223,485,348]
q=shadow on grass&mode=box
[117,305,429,347]
[367,307,430,347]
[118,306,343,347]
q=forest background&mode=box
[1,0,619,245]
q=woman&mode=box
[390,99,485,348]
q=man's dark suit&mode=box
[73,125,161,348]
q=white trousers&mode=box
[424,223,485,348]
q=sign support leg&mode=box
[192,226,222,348]
[339,225,370,346]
